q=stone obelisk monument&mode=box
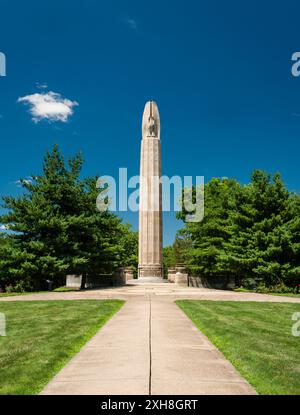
[138,101,163,279]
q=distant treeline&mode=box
[165,171,300,292]
[0,145,137,292]
[1,145,299,293]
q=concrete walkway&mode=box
[150,295,256,394]
[2,283,299,395]
[42,296,150,395]
[1,282,300,303]
[39,287,257,395]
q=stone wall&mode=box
[66,267,132,289]
[168,265,189,285]
[167,266,235,290]
[85,274,113,288]
[174,265,189,286]
[124,267,135,281]
[188,275,235,290]
[66,274,82,289]
[112,267,136,285]
[167,268,176,283]
[112,268,126,286]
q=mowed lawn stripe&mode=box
[177,300,300,395]
[0,300,124,394]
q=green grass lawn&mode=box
[268,293,300,298]
[0,292,47,298]
[177,300,300,395]
[0,289,80,297]
[234,288,300,298]
[0,299,124,394]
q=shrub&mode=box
[13,279,34,293]
[53,286,80,292]
[256,282,293,294]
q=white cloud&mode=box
[36,82,48,89]
[0,224,9,231]
[125,17,137,30]
[18,91,78,123]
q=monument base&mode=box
[135,276,167,284]
[138,266,163,279]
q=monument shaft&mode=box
[138,101,163,278]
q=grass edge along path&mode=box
[0,299,124,394]
[176,300,300,395]
[234,288,300,298]
[0,292,48,298]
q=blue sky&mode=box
[0,0,300,245]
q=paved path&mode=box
[2,283,299,395]
[1,282,300,303]
[41,293,256,395]
[42,296,150,395]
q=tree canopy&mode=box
[0,145,137,291]
[177,171,300,289]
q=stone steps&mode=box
[129,277,168,284]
